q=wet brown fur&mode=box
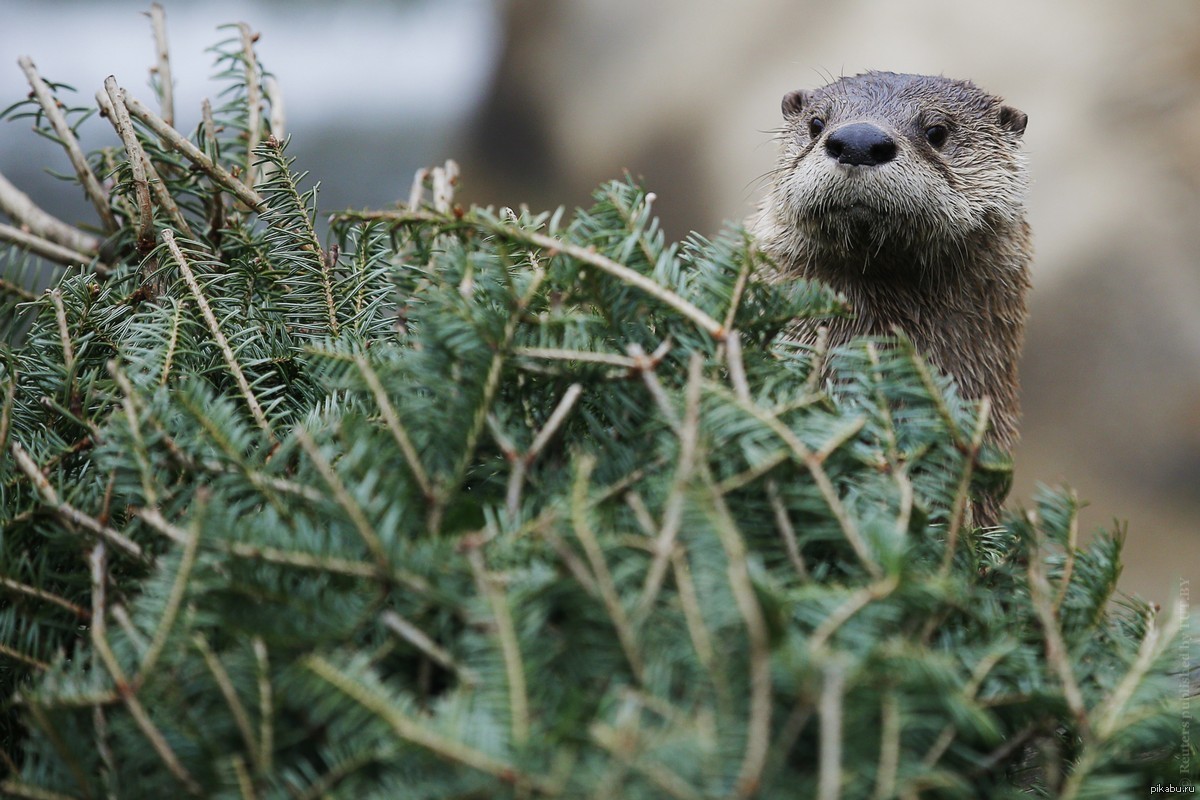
[753,71,1031,458]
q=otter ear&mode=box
[998,105,1027,137]
[782,89,810,118]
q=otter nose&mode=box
[824,123,897,166]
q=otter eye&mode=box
[808,117,826,138]
[925,124,949,148]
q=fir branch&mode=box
[305,655,560,794]
[9,440,143,559]
[1027,540,1091,740]
[193,633,261,773]
[293,426,388,568]
[380,611,467,680]
[0,642,50,671]
[710,381,880,579]
[16,57,117,232]
[163,229,274,439]
[572,456,644,683]
[464,541,530,746]
[138,505,202,678]
[48,289,75,376]
[816,658,847,800]
[0,576,90,619]
[704,470,774,798]
[88,545,203,797]
[634,355,701,624]
[353,353,433,501]
[940,395,991,577]
[253,638,272,775]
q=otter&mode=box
[752,71,1031,521]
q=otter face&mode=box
[772,72,1028,262]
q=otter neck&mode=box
[790,219,1031,448]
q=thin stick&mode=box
[96,88,193,240]
[48,290,75,375]
[0,223,98,270]
[148,4,174,126]
[0,170,99,254]
[17,57,117,232]
[817,658,846,800]
[164,229,274,439]
[124,93,265,212]
[103,78,153,252]
[238,24,262,186]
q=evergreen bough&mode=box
[0,9,1195,798]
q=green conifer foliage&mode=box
[0,10,1195,799]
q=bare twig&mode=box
[0,170,100,254]
[96,87,193,241]
[817,658,847,800]
[238,24,262,186]
[148,4,173,126]
[124,93,265,212]
[0,222,100,270]
[17,56,117,232]
[264,76,285,139]
[102,78,153,252]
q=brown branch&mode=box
[123,93,265,212]
[0,170,100,254]
[238,24,262,187]
[17,57,117,232]
[147,4,174,126]
[102,78,153,253]
[0,222,100,271]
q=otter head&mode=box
[769,72,1028,271]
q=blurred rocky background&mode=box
[3,0,1197,603]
